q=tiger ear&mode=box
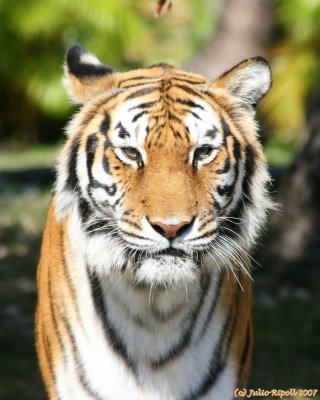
[63,44,114,104]
[214,57,272,107]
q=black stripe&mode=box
[188,228,218,241]
[88,273,136,373]
[221,201,244,239]
[121,218,141,230]
[174,84,205,99]
[151,273,211,369]
[61,231,84,330]
[78,197,93,224]
[213,198,221,214]
[103,138,112,175]
[196,272,224,341]
[173,98,204,109]
[100,112,110,134]
[221,116,232,137]
[242,144,256,205]
[120,229,153,241]
[85,220,109,235]
[48,278,66,363]
[116,122,130,139]
[171,76,206,85]
[91,180,117,196]
[205,127,217,139]
[86,134,99,181]
[216,155,230,174]
[240,321,251,368]
[125,86,159,100]
[64,135,82,192]
[112,194,124,210]
[41,328,58,398]
[119,75,161,85]
[78,197,118,238]
[217,136,242,218]
[184,287,239,400]
[129,101,158,110]
[233,136,242,161]
[217,184,233,197]
[189,111,201,120]
[57,305,105,400]
[198,217,215,232]
[132,111,146,123]
[86,134,117,199]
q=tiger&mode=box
[36,44,272,400]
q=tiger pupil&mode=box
[121,147,141,160]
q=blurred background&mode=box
[0,0,319,398]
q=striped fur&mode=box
[36,45,272,399]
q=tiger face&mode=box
[57,45,272,286]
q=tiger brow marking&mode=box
[205,127,217,139]
[171,77,206,85]
[174,84,206,99]
[120,80,162,90]
[125,86,160,100]
[116,122,130,138]
[132,111,145,123]
[129,101,159,110]
[173,98,204,109]
[119,75,163,85]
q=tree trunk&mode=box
[188,0,274,77]
[258,81,320,291]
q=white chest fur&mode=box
[55,220,237,400]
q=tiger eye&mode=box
[121,147,141,161]
[194,145,214,161]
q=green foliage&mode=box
[0,0,216,117]
[262,0,320,140]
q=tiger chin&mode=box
[36,44,272,400]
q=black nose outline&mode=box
[149,217,195,239]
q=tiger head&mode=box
[56,45,272,286]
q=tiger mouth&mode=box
[156,248,187,257]
[128,247,204,267]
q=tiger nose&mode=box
[150,220,193,238]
